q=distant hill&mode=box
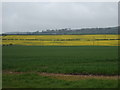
[2,26,119,35]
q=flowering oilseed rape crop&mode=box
[2,35,120,46]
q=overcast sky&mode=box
[2,2,118,33]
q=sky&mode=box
[2,2,118,33]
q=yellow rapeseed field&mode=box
[1,35,120,46]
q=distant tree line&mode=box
[2,26,119,35]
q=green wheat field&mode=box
[3,46,119,88]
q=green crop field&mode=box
[3,73,118,88]
[2,46,119,88]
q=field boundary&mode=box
[3,71,119,80]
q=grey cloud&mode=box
[2,2,118,33]
[0,3,1,19]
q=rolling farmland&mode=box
[2,1,119,88]
[2,34,119,88]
